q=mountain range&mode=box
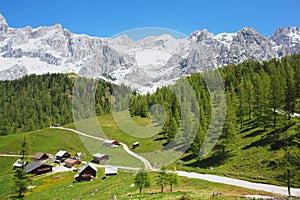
[0,14,299,93]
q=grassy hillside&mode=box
[63,110,300,187]
[0,128,90,156]
[0,157,16,199]
[1,110,298,188]
[23,170,274,200]
[0,127,143,167]
[64,111,166,154]
[179,118,300,187]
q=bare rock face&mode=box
[0,13,299,93]
[0,65,28,80]
[229,27,276,62]
[270,27,300,57]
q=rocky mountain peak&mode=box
[113,34,133,44]
[269,26,300,56]
[0,13,299,93]
[0,13,6,24]
[189,29,214,41]
[0,13,8,32]
[237,27,264,41]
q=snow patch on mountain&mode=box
[0,13,299,94]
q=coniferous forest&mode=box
[0,54,299,137]
[128,54,300,163]
[0,73,113,135]
[0,54,299,155]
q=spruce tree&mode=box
[134,170,150,193]
[167,170,179,192]
[13,136,30,199]
[156,167,168,193]
[284,63,296,125]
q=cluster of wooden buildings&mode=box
[13,150,83,175]
[13,150,118,182]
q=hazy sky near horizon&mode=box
[0,0,299,38]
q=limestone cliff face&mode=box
[0,14,299,93]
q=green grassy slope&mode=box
[0,127,143,167]
[64,111,166,154]
[0,128,90,156]
[179,118,300,187]
[64,111,300,187]
[24,170,274,200]
[0,112,298,199]
[0,157,16,199]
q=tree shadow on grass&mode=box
[181,153,197,161]
[154,137,166,141]
[185,153,229,168]
[242,129,266,138]
[240,126,257,134]
[10,194,24,199]
[242,130,277,150]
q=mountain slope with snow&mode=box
[0,14,299,93]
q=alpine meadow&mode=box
[0,4,300,199]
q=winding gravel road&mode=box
[48,127,300,197]
[54,127,153,170]
[177,171,300,197]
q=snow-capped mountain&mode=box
[0,14,299,93]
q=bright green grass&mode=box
[63,112,300,187]
[65,111,166,154]
[0,128,91,156]
[76,135,143,167]
[24,170,275,200]
[1,112,299,195]
[0,157,16,199]
[0,127,143,167]
[179,118,300,187]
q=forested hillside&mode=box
[0,73,113,135]
[129,54,300,155]
[128,54,300,186]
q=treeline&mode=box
[0,73,113,135]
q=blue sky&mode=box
[0,0,299,38]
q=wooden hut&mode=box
[92,153,109,163]
[74,163,97,182]
[33,152,49,162]
[25,162,53,175]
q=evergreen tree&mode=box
[13,136,30,199]
[167,170,179,192]
[189,127,205,159]
[222,87,239,156]
[282,145,300,197]
[269,67,285,131]
[140,102,149,118]
[245,80,255,120]
[284,63,296,125]
[156,167,168,193]
[134,170,150,193]
[237,79,247,129]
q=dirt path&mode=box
[53,127,153,170]
[0,154,30,157]
[51,127,300,197]
[177,171,300,197]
